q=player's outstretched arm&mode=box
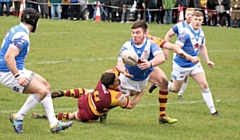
[163,29,175,59]
[124,88,145,109]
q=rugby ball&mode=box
[121,50,139,66]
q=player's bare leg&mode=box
[149,67,178,124]
[191,72,220,116]
[177,76,189,100]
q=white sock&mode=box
[201,89,216,114]
[41,94,59,126]
[178,81,188,96]
[16,94,40,120]
[168,81,173,91]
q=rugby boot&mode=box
[159,116,178,125]
[50,121,73,133]
[9,113,23,133]
[148,84,157,93]
[51,91,64,98]
[32,112,48,119]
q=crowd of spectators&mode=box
[0,0,239,28]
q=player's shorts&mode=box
[77,94,99,122]
[118,73,148,96]
[172,61,204,80]
[0,68,34,93]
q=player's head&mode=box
[191,11,204,30]
[101,72,120,89]
[185,8,194,24]
[21,8,40,33]
[131,20,148,45]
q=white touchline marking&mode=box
[1,99,239,114]
[24,49,240,66]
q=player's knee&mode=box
[157,77,168,90]
[170,88,180,93]
[200,83,209,90]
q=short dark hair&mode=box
[100,72,116,88]
[131,20,148,33]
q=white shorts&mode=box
[172,61,204,80]
[118,73,148,96]
[0,68,35,93]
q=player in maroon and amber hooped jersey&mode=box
[32,66,145,124]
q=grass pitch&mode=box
[0,17,239,140]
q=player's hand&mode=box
[177,49,188,59]
[124,69,134,78]
[163,49,169,60]
[207,61,214,68]
[138,58,150,70]
[16,76,29,86]
[189,56,200,64]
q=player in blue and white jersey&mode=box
[0,8,73,133]
[116,20,194,124]
[168,11,220,116]
[148,8,195,100]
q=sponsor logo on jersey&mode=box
[115,93,122,99]
[178,37,186,42]
[118,95,126,105]
[194,43,199,49]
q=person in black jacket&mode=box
[111,0,122,22]
[135,0,145,21]
[143,0,159,23]
[103,0,112,21]
[120,0,134,23]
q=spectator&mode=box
[0,0,10,16]
[69,0,81,20]
[172,0,180,23]
[14,0,21,17]
[215,0,227,27]
[86,0,96,20]
[111,0,122,22]
[199,0,207,25]
[224,0,230,27]
[32,0,40,12]
[61,0,69,19]
[40,0,49,18]
[50,0,62,20]
[135,0,145,21]
[102,0,112,21]
[230,0,240,28]
[179,0,190,17]
[207,0,217,26]
[157,0,164,24]
[48,0,51,18]
[163,0,175,24]
[143,0,158,23]
[120,0,134,23]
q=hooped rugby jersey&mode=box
[87,68,129,116]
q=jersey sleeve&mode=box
[118,41,129,60]
[110,90,129,108]
[172,25,179,34]
[176,31,189,47]
[105,67,120,77]
[150,42,162,56]
[147,35,167,48]
[11,32,29,51]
